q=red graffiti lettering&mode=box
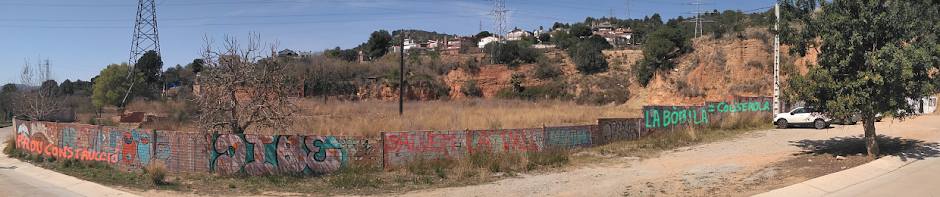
[109,152,120,164]
[64,147,74,159]
[442,134,455,151]
[428,134,439,151]
[44,143,54,156]
[385,135,399,151]
[479,134,490,152]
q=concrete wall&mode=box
[11,96,775,174]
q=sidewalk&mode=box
[755,140,940,197]
[0,126,139,197]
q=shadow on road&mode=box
[789,135,940,162]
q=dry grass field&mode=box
[292,99,642,138]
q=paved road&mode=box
[0,126,137,197]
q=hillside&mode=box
[383,27,809,109]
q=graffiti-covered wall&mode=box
[209,134,378,175]
[10,96,776,174]
[595,118,642,146]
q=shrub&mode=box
[463,57,478,70]
[3,135,17,156]
[635,59,655,87]
[145,160,167,184]
[569,42,609,74]
[535,60,562,79]
[460,79,483,97]
[677,81,706,97]
[746,60,764,69]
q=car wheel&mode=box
[777,119,788,129]
[814,119,827,129]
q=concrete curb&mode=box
[0,142,140,197]
[754,140,940,197]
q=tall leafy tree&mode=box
[777,0,940,156]
[93,63,141,114]
[133,50,163,100]
[136,50,163,84]
[365,30,392,60]
[569,25,593,38]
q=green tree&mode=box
[635,27,692,86]
[552,30,577,49]
[538,33,551,43]
[777,0,940,156]
[93,63,141,114]
[136,50,163,84]
[570,25,593,38]
[475,31,492,38]
[365,30,392,60]
[186,59,204,73]
[0,83,17,119]
[59,79,74,95]
[569,41,609,74]
[133,50,163,100]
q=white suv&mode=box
[774,107,832,129]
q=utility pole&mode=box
[399,30,406,116]
[773,3,781,114]
[683,0,715,38]
[609,8,614,19]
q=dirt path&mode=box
[391,114,940,197]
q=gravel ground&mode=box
[395,114,940,197]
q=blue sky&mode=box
[0,0,777,83]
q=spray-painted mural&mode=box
[469,128,545,152]
[595,118,642,145]
[383,131,467,167]
[210,134,357,175]
[545,126,593,149]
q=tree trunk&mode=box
[863,116,880,157]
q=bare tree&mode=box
[15,58,62,121]
[196,32,298,134]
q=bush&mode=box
[145,160,167,184]
[569,42,609,74]
[677,80,706,97]
[535,61,562,79]
[463,57,478,70]
[746,60,764,69]
[3,135,15,155]
[484,41,540,65]
[460,79,483,97]
[635,59,655,87]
